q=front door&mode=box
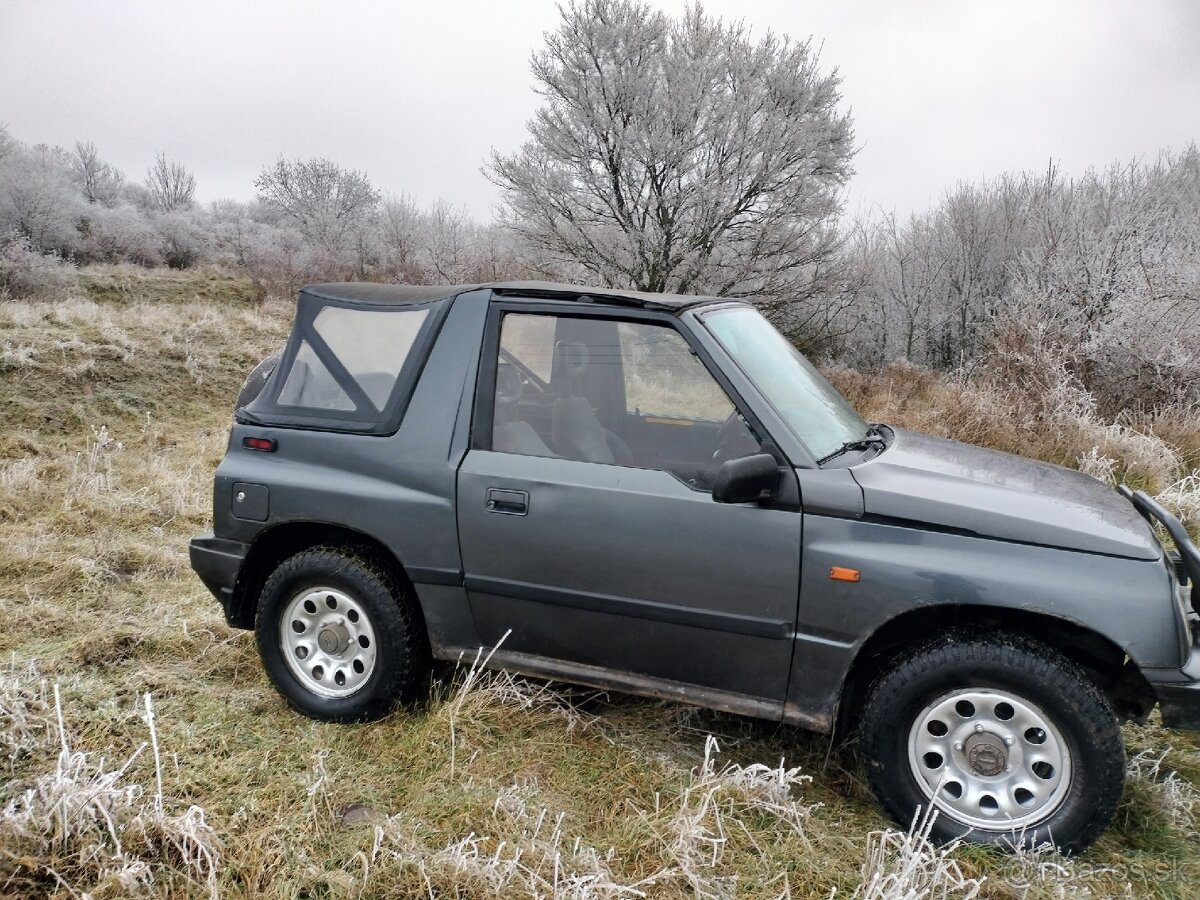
[456,306,801,708]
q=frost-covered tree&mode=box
[0,124,15,162]
[377,192,421,280]
[845,146,1200,411]
[153,209,210,269]
[145,153,196,211]
[90,205,160,264]
[488,0,855,310]
[0,143,84,253]
[0,124,531,293]
[421,200,479,284]
[0,233,79,299]
[254,157,379,253]
[472,223,522,282]
[71,141,124,205]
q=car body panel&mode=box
[787,513,1184,728]
[458,449,802,706]
[191,281,1200,737]
[853,428,1161,560]
[210,288,491,649]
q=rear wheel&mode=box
[255,546,428,722]
[860,631,1124,852]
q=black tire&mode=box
[254,546,429,722]
[859,630,1124,852]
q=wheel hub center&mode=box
[964,733,1007,776]
[317,622,350,655]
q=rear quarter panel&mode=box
[211,290,491,646]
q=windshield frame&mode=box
[694,303,870,465]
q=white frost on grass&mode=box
[1158,471,1200,528]
[665,735,816,900]
[0,672,222,898]
[359,784,667,899]
[1076,446,1119,484]
[67,423,122,500]
[1001,837,1128,900]
[354,734,817,900]
[852,805,984,900]
[1127,748,1200,833]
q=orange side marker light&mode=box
[830,566,861,583]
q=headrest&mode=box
[554,342,590,379]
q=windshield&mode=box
[701,306,869,461]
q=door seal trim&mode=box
[409,566,464,587]
[463,574,792,639]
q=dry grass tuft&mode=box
[0,659,52,770]
[851,805,984,900]
[441,634,601,779]
[1126,748,1200,834]
[0,677,221,899]
[660,735,816,899]
[1157,472,1200,528]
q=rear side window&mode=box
[242,294,449,434]
[277,307,428,412]
[277,340,356,411]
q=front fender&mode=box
[785,516,1182,730]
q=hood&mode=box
[851,428,1161,560]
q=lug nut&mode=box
[1004,736,1014,746]
[954,742,963,751]
[975,723,984,733]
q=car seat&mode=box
[493,363,556,457]
[550,342,633,465]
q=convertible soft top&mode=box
[244,280,738,434]
[301,280,725,312]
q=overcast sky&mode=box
[1,0,1197,221]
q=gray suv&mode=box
[191,281,1200,851]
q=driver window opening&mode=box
[493,312,758,490]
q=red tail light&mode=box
[243,437,276,452]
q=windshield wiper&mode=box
[817,424,888,465]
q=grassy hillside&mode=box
[2,269,1200,898]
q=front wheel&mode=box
[255,546,429,722]
[860,631,1125,852]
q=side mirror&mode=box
[712,452,780,504]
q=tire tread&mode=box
[255,545,429,722]
[859,629,1124,852]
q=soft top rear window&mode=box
[278,306,429,412]
[241,292,450,433]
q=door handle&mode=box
[486,488,528,516]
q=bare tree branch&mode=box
[487,0,855,339]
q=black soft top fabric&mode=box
[301,283,475,306]
[243,281,732,434]
[241,289,455,434]
[301,280,722,312]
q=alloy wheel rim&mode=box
[280,587,377,698]
[907,688,1072,830]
